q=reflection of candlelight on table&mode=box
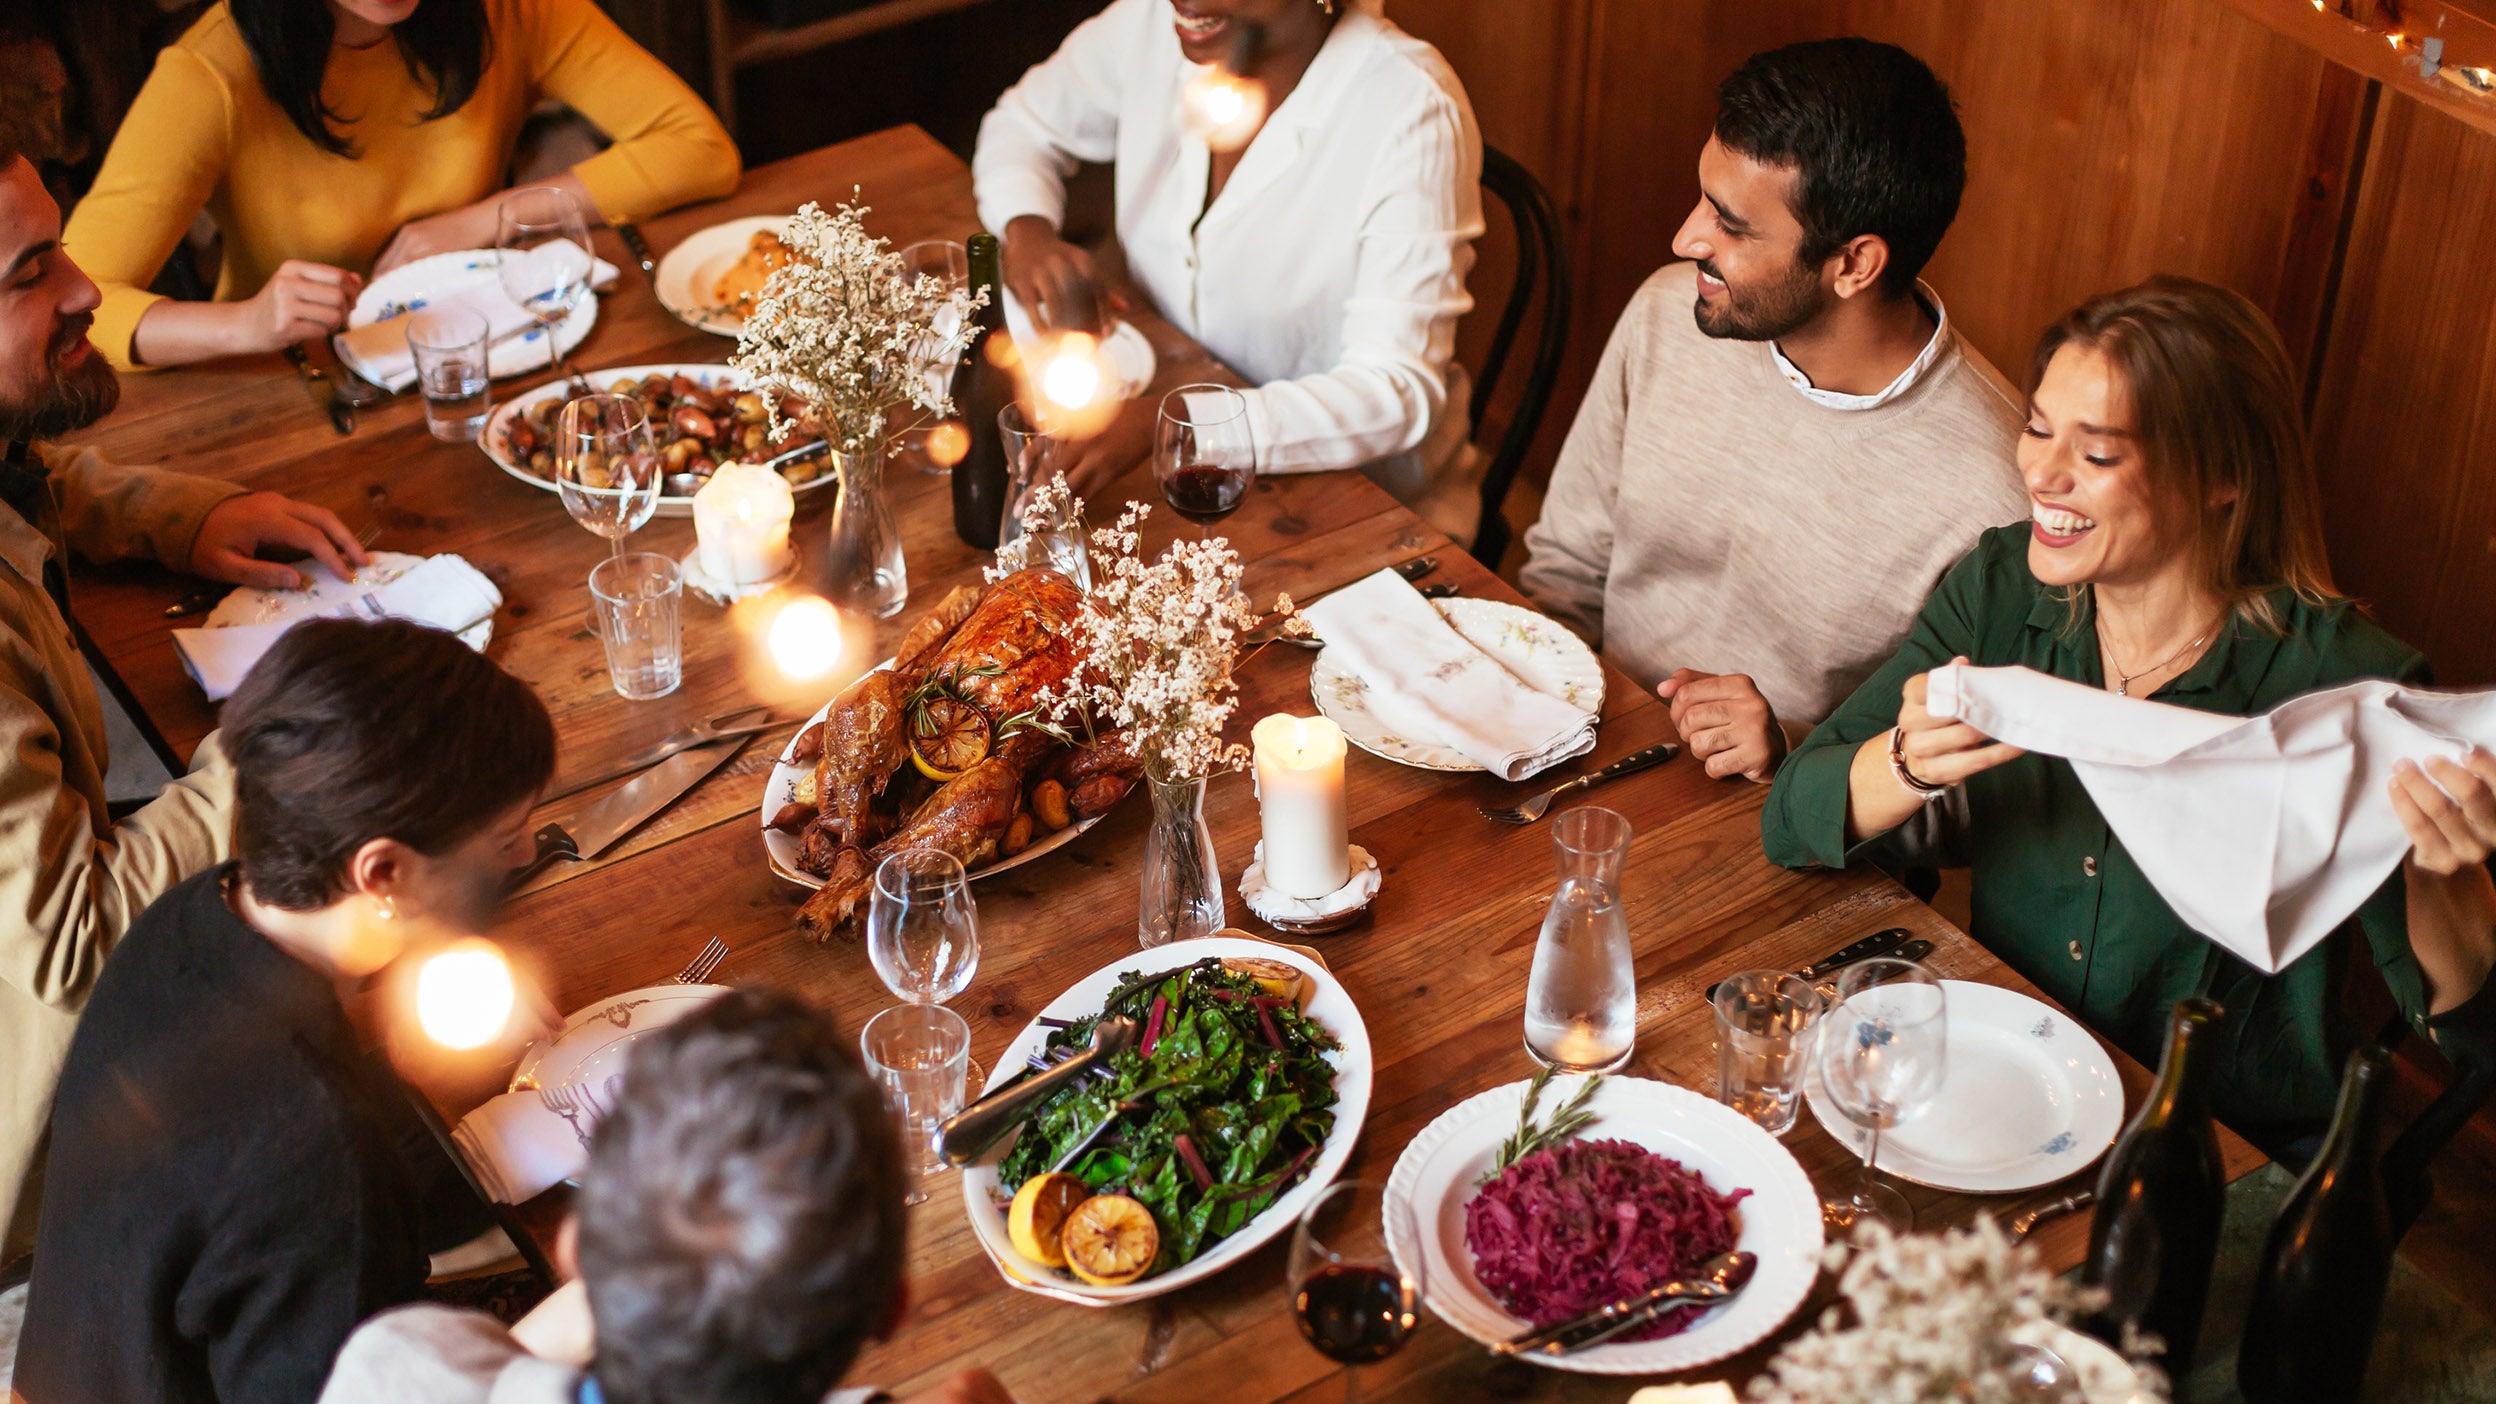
[692,461,794,587]
[417,937,516,1050]
[1253,714,1350,899]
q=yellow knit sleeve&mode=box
[61,45,235,371]
[522,0,741,222]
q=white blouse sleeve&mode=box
[972,0,1145,235]
[1235,89,1483,475]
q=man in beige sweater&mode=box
[0,144,366,1264]
[1522,39,2028,781]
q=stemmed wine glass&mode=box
[1819,957,1948,1232]
[495,186,595,392]
[897,239,971,475]
[555,394,661,556]
[866,849,983,1082]
[1290,1180,1424,1401]
[1154,383,1254,535]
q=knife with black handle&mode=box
[1706,925,1912,1004]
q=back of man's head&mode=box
[1713,38,1965,298]
[577,987,907,1404]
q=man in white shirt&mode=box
[1521,39,2029,780]
[318,989,1015,1404]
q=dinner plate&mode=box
[654,214,788,337]
[758,677,1107,890]
[478,362,836,519]
[506,983,732,1095]
[959,936,1372,1305]
[1386,1075,1822,1376]
[203,551,493,652]
[1804,980,2123,1194]
[1309,597,1603,772]
[351,249,596,378]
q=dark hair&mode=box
[222,617,555,910]
[229,0,491,157]
[577,988,907,1404]
[1713,38,1966,298]
[2031,276,2338,633]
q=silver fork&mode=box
[672,936,728,985]
[539,1084,594,1147]
[1478,742,1681,825]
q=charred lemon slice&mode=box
[1220,956,1306,1004]
[1060,1193,1159,1286]
[909,697,992,781]
[1007,1173,1092,1269]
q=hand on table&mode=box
[1002,215,1103,334]
[2392,748,2496,875]
[237,260,362,353]
[1891,661,2025,788]
[899,1369,1019,1404]
[374,200,499,278]
[189,491,370,590]
[1657,668,1783,781]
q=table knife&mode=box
[283,343,353,436]
[510,736,747,889]
[1496,1251,1757,1356]
[613,220,658,283]
[1707,925,1911,1003]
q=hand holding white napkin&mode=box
[1302,569,1597,780]
[332,250,619,391]
[174,554,501,701]
[1926,663,2496,973]
[451,1076,619,1205]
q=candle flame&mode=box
[766,595,845,682]
[416,938,515,1050]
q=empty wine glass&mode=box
[495,186,594,391]
[555,394,661,555]
[1154,383,1253,534]
[865,849,980,1004]
[1820,957,1947,1232]
[896,239,970,476]
[1290,1180,1423,1401]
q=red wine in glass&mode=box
[1163,462,1250,526]
[1292,1263,1416,1364]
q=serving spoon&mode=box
[1494,1249,1757,1356]
[936,1015,1139,1167]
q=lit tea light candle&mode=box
[1252,713,1350,899]
[417,938,516,1050]
[693,461,795,587]
[765,593,845,683]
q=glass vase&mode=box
[825,440,907,619]
[1139,772,1225,948]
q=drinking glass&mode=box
[861,1003,971,1203]
[1713,970,1822,1137]
[1290,1179,1423,1398]
[404,305,491,441]
[1154,383,1254,533]
[997,404,1090,590]
[896,239,970,476]
[586,552,683,701]
[495,186,595,390]
[866,850,980,1005]
[556,393,661,555]
[1819,957,1947,1232]
[1522,806,1636,1073]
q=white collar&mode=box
[1769,281,1951,411]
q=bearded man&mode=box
[1521,39,2027,782]
[0,140,366,1265]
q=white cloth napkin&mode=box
[451,1076,620,1205]
[173,554,501,701]
[332,251,619,391]
[1926,662,2496,974]
[1302,568,1597,780]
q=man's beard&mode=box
[0,322,120,442]
[1690,256,1828,343]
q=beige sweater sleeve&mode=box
[47,441,246,570]
[1518,287,1644,648]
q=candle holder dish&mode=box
[1240,842,1381,936]
[677,546,795,606]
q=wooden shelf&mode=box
[2214,0,2496,140]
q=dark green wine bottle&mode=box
[2237,1045,2396,1404]
[2082,996,2226,1369]
[950,233,1012,549]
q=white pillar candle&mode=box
[1252,713,1350,899]
[692,461,794,587]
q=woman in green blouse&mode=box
[1762,276,2496,1140]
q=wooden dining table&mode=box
[66,126,2264,1402]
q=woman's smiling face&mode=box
[2019,343,2204,591]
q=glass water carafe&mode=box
[1523,806,1636,1072]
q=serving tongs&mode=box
[936,1015,1139,1167]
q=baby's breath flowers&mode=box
[729,198,980,457]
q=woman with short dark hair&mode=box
[16,618,558,1404]
[1762,275,2496,1142]
[63,0,739,369]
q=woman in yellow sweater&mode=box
[64,0,741,369]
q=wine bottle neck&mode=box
[2308,1049,2393,1179]
[2149,1005,2218,1122]
[966,235,1006,335]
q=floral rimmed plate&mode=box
[349,249,597,378]
[1804,980,2123,1194]
[1309,597,1603,772]
[506,983,731,1095]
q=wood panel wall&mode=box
[1382,0,2496,685]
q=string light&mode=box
[416,938,516,1050]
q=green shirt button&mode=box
[2082,855,2099,877]
[2069,940,2085,962]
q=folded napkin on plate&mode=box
[173,554,501,701]
[1927,663,2496,974]
[1302,568,1597,781]
[333,251,619,391]
[452,1076,619,1205]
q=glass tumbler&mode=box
[1713,970,1823,1136]
[997,404,1089,589]
[587,552,683,700]
[404,305,491,441]
[861,1003,971,1202]
[1522,806,1636,1072]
